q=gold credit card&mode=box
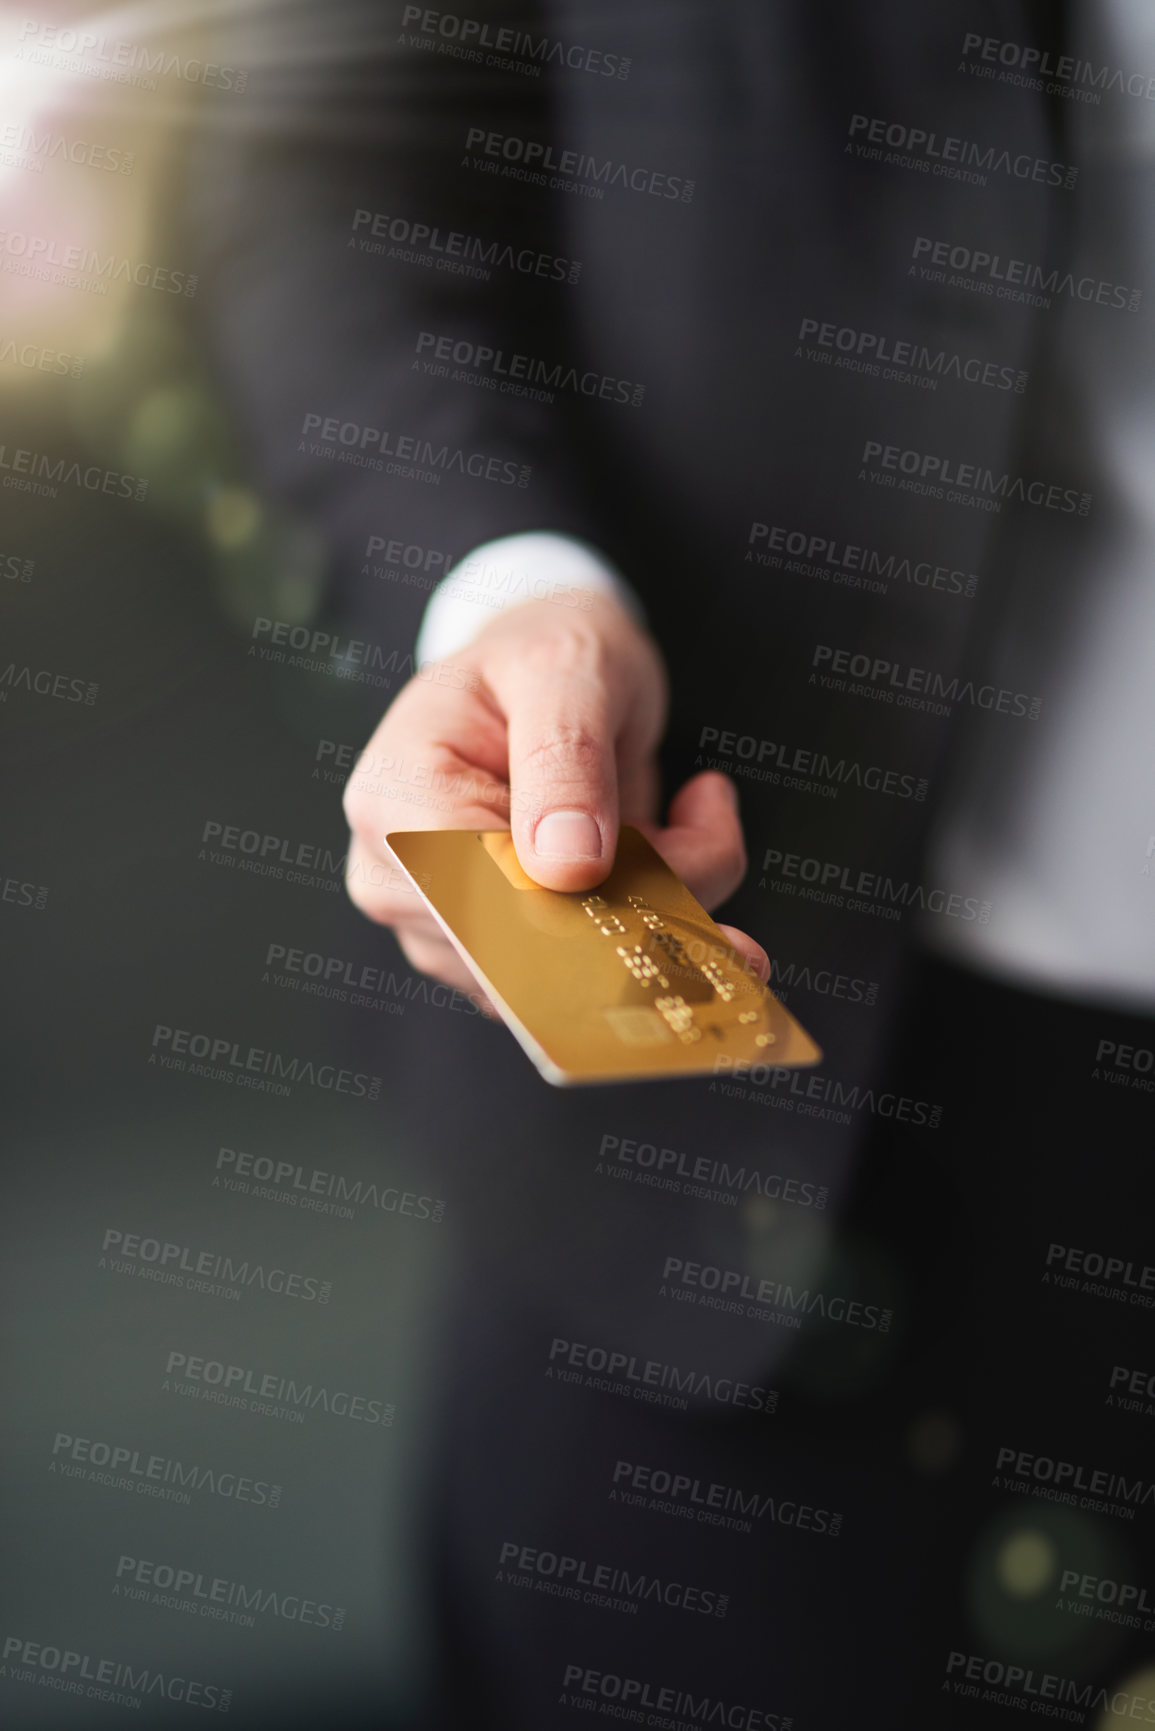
[384,826,822,1087]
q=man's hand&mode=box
[343,591,769,1008]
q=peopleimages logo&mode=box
[859,438,1091,516]
[747,520,978,597]
[560,1664,790,1730]
[711,1056,942,1130]
[202,822,421,901]
[462,127,694,201]
[415,330,645,407]
[811,643,1042,721]
[660,1255,893,1332]
[215,1144,446,1224]
[0,548,34,582]
[0,1634,231,1712]
[149,1024,381,1101]
[199,819,349,886]
[400,7,631,79]
[1044,1242,1155,1307]
[0,122,133,175]
[351,208,581,283]
[248,615,478,694]
[50,1430,281,1510]
[992,1444,1153,1520]
[597,1131,829,1209]
[1093,1037,1155,1093]
[99,1227,332,1303]
[163,1350,395,1427]
[315,739,536,808]
[768,958,879,1007]
[0,337,85,376]
[299,411,529,487]
[0,228,196,292]
[114,1555,344,1630]
[14,19,247,92]
[0,442,147,501]
[1108,1365,1155,1417]
[611,1459,843,1539]
[796,314,1026,392]
[495,1540,727,1617]
[910,236,1141,312]
[697,723,926,802]
[444,549,597,613]
[846,112,1077,188]
[1057,1571,1155,1631]
[0,664,99,705]
[262,940,483,1020]
[760,843,990,926]
[959,31,1155,103]
[945,1651,1155,1719]
[359,534,453,595]
[546,1336,777,1416]
[0,872,48,910]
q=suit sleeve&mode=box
[182,0,608,649]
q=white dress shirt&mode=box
[414,0,1155,1010]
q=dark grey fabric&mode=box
[178,8,1126,1725]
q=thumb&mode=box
[495,641,621,891]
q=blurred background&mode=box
[0,7,445,1721]
[2,4,1155,1729]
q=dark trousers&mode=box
[420,954,1155,1730]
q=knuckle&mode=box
[398,932,441,979]
[342,776,376,837]
[396,931,424,968]
[343,840,395,925]
[521,722,604,779]
[715,833,747,897]
[520,621,605,679]
[345,875,384,922]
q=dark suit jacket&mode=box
[181,0,1081,1340]
[187,0,1071,990]
[180,6,1100,1723]
[187,0,1076,1075]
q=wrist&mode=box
[415,531,646,666]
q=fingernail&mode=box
[532,810,603,859]
[721,776,740,809]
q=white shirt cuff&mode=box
[414,531,645,666]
